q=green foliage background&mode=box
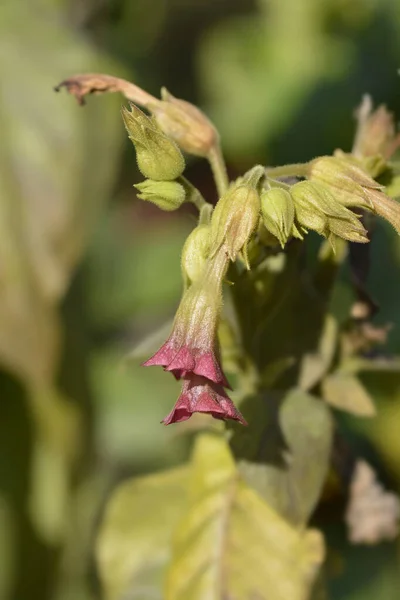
[1,0,400,599]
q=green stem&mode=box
[265,163,309,179]
[265,177,292,190]
[179,176,209,211]
[208,143,229,196]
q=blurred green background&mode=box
[1,0,400,598]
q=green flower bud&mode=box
[210,184,261,262]
[308,154,381,209]
[240,165,265,188]
[122,103,185,180]
[359,155,387,179]
[327,217,369,243]
[260,188,294,248]
[291,180,368,241]
[258,223,281,247]
[291,181,329,234]
[149,88,218,157]
[352,98,399,161]
[181,224,211,286]
[135,180,185,211]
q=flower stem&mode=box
[179,176,209,211]
[208,143,229,197]
[265,163,309,179]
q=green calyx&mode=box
[122,103,185,181]
[261,188,295,248]
[135,180,186,211]
[181,224,212,286]
[210,183,261,262]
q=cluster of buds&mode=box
[308,153,400,237]
[119,85,400,426]
[261,152,400,248]
[260,179,369,248]
[56,77,400,428]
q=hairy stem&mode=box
[179,176,210,211]
[265,163,309,178]
[208,144,229,197]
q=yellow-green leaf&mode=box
[231,389,333,526]
[96,466,189,600]
[166,433,324,600]
[298,315,338,391]
[322,373,376,416]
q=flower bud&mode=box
[353,97,400,160]
[291,181,329,234]
[308,154,381,209]
[134,180,185,211]
[122,103,185,180]
[327,217,369,243]
[291,180,368,241]
[149,88,219,157]
[260,188,294,248]
[181,224,211,285]
[309,152,400,236]
[210,184,260,261]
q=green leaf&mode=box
[96,466,189,600]
[322,373,376,417]
[231,389,333,526]
[298,314,338,391]
[339,356,400,374]
[0,1,123,385]
[167,433,324,600]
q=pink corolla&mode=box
[144,252,230,386]
[162,374,247,425]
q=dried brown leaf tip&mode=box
[346,460,400,544]
[54,73,116,105]
[54,73,156,107]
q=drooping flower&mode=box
[162,374,247,425]
[144,247,230,386]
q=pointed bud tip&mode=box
[135,180,185,211]
[122,103,185,180]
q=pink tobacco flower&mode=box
[162,374,247,425]
[144,257,230,386]
[144,325,230,387]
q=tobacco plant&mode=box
[57,74,400,600]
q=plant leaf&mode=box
[339,356,400,374]
[231,389,334,526]
[166,433,324,600]
[96,466,189,600]
[0,1,123,385]
[322,373,376,416]
[298,314,338,391]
